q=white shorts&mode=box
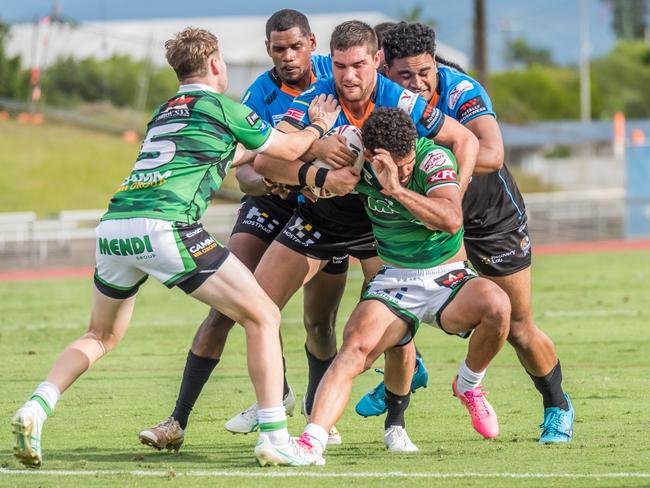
[362,260,477,345]
[94,218,229,298]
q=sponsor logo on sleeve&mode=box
[456,96,487,124]
[246,111,260,127]
[397,89,418,114]
[447,80,474,110]
[284,108,306,122]
[419,149,453,173]
[420,107,443,132]
[427,168,457,185]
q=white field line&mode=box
[1,468,649,479]
[542,309,640,318]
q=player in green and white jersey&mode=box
[289,108,512,462]
[12,27,339,468]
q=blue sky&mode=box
[1,0,617,71]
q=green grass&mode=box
[0,120,241,216]
[1,251,649,487]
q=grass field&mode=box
[0,120,240,216]
[1,250,649,487]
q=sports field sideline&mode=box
[1,247,649,487]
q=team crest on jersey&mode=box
[397,89,418,114]
[447,80,474,110]
[419,149,452,173]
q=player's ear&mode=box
[372,49,380,70]
[265,39,271,57]
[308,32,316,52]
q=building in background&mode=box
[6,13,469,98]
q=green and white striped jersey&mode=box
[104,84,274,224]
[356,138,463,268]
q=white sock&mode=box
[456,361,486,394]
[258,406,289,445]
[304,423,328,454]
[30,381,61,417]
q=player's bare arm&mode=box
[262,94,340,161]
[371,148,462,234]
[431,116,479,194]
[464,115,505,175]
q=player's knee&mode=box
[82,329,113,356]
[479,287,511,338]
[507,316,538,347]
[304,315,336,345]
[202,308,236,332]
[339,341,371,374]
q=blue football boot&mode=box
[539,393,574,443]
[355,356,429,417]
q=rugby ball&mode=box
[309,124,365,198]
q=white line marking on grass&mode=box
[542,309,640,318]
[1,468,649,479]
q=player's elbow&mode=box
[478,142,504,172]
[436,208,463,235]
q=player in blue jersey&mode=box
[138,10,356,451]
[245,20,480,464]
[355,21,574,445]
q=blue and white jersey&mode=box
[281,74,446,232]
[241,54,332,127]
[433,66,525,234]
[434,65,495,125]
[282,73,445,138]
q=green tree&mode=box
[506,36,554,67]
[399,3,437,27]
[591,41,650,117]
[0,19,29,99]
[606,0,649,40]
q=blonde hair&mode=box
[165,27,220,81]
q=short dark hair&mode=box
[382,22,436,66]
[362,108,417,158]
[265,9,311,40]
[373,22,397,48]
[330,20,377,55]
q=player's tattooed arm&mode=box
[431,117,478,195]
[464,115,504,175]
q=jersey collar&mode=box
[269,67,317,97]
[337,75,379,129]
[178,83,217,94]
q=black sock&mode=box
[282,356,290,397]
[529,360,568,411]
[385,389,410,429]
[171,350,220,429]
[304,345,335,415]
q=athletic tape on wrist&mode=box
[298,163,312,188]
[315,167,329,188]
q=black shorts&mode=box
[464,219,532,277]
[231,195,348,274]
[275,211,377,264]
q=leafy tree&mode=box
[591,41,650,118]
[0,19,29,99]
[506,36,554,68]
[605,0,649,40]
[399,3,437,27]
